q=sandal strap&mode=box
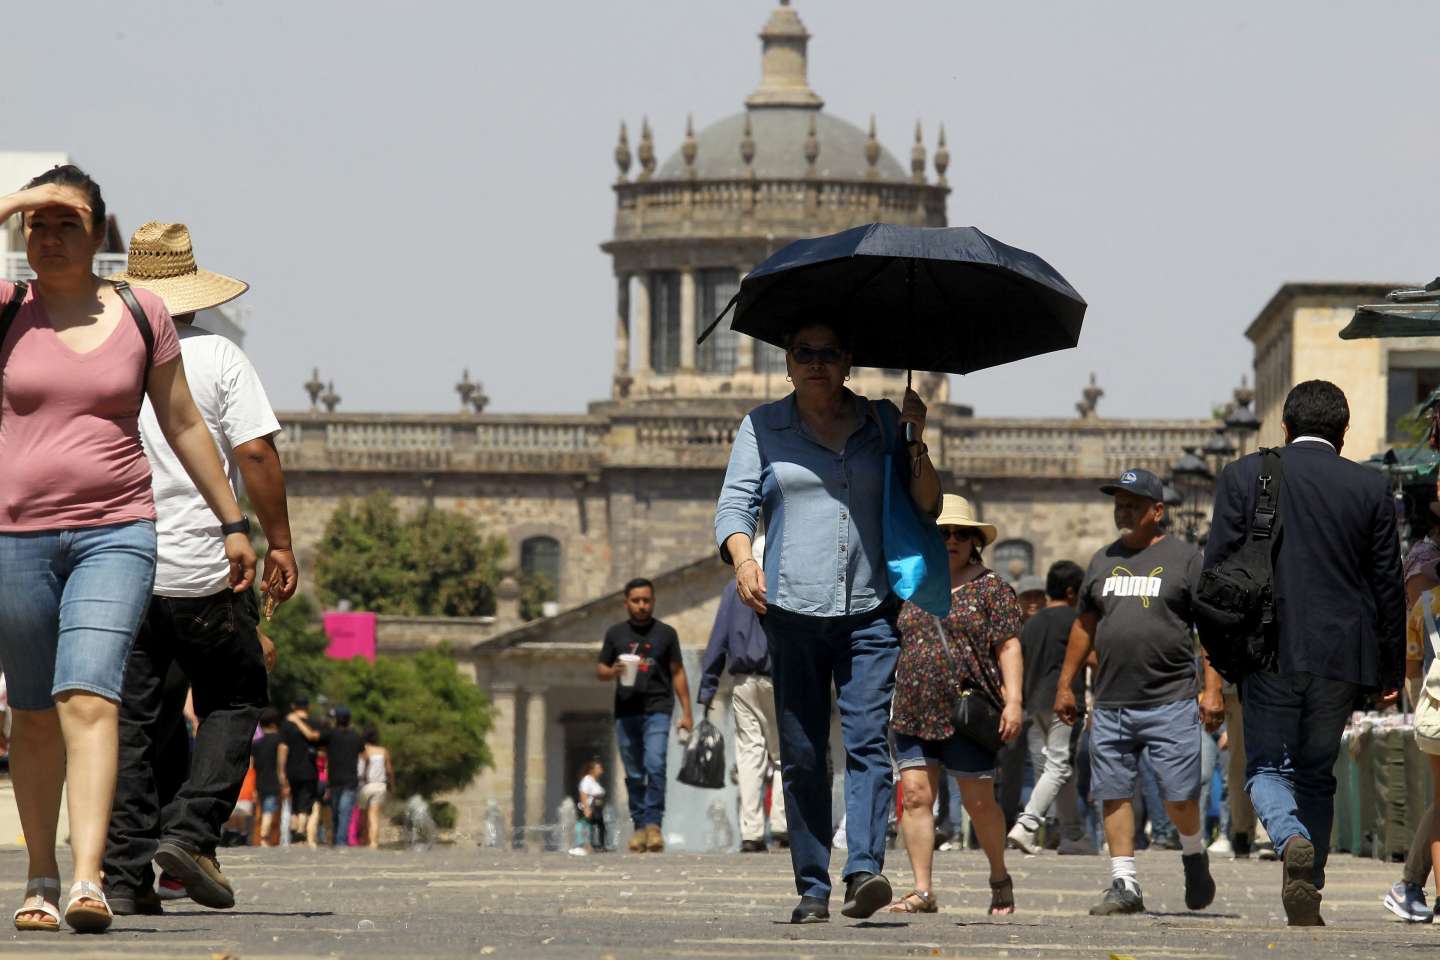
[64,880,110,917]
[14,878,61,924]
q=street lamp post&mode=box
[1173,377,1264,544]
[1170,446,1214,544]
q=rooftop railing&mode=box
[2,252,128,282]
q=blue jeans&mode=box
[1241,671,1358,889]
[615,711,670,828]
[761,604,899,901]
[331,786,358,846]
[0,521,156,709]
[1200,729,1230,840]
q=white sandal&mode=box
[63,879,112,933]
[13,876,61,931]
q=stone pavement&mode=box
[0,843,1434,959]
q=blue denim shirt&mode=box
[714,392,898,618]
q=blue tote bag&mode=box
[871,402,950,616]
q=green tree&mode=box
[264,593,336,710]
[314,493,506,616]
[329,648,493,797]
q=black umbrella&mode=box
[697,222,1086,376]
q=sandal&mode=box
[988,874,1015,916]
[887,889,938,914]
[63,879,112,933]
[13,877,61,932]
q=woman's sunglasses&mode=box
[939,527,974,542]
[790,346,844,366]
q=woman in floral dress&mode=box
[888,495,1024,916]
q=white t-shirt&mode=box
[140,325,280,597]
[579,775,605,799]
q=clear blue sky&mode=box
[11,0,1438,418]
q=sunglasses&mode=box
[939,527,974,542]
[790,346,844,366]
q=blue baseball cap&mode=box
[1099,468,1165,502]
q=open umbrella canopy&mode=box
[1340,279,1440,340]
[698,223,1086,375]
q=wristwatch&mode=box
[221,516,252,537]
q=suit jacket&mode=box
[1203,439,1405,691]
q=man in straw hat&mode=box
[101,222,298,915]
[1053,468,1219,917]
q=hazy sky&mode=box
[12,1,1438,418]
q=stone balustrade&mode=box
[276,407,1218,479]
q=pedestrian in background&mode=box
[359,728,393,850]
[278,698,323,847]
[573,759,608,854]
[1009,560,1092,856]
[0,170,255,934]
[887,496,1022,916]
[1206,380,1404,927]
[697,534,786,853]
[596,578,693,853]
[1056,468,1217,917]
[715,319,940,924]
[325,707,365,848]
[994,574,1044,833]
[251,709,284,846]
[1388,570,1440,922]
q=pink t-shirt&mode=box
[0,279,181,531]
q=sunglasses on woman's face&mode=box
[790,346,844,366]
[940,527,972,542]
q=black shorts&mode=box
[290,780,319,813]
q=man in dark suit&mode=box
[1204,379,1404,927]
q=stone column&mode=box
[481,684,519,844]
[614,274,630,376]
[734,265,755,373]
[632,273,652,377]
[679,268,697,371]
[522,687,548,846]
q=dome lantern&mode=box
[746,0,824,111]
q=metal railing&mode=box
[2,252,128,282]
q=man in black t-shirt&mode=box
[276,697,323,846]
[251,708,283,846]
[1054,468,1220,918]
[596,578,693,853]
[1008,560,1090,856]
[325,706,365,847]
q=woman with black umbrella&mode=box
[714,319,940,924]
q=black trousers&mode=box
[104,588,266,894]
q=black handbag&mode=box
[931,614,1005,755]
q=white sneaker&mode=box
[832,828,848,850]
[1057,837,1098,856]
[1207,835,1233,856]
[1007,818,1042,855]
[567,847,588,857]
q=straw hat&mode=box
[935,494,998,547]
[105,222,248,315]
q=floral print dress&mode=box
[891,570,1023,743]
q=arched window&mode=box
[992,539,1034,582]
[649,272,681,374]
[519,536,561,621]
[696,269,740,374]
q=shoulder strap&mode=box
[1249,448,1285,542]
[0,282,28,429]
[111,281,154,406]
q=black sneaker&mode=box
[1089,879,1146,916]
[107,885,163,916]
[841,872,893,919]
[1281,837,1323,927]
[739,839,767,853]
[790,895,829,924]
[154,840,235,910]
[1182,852,1216,910]
[1232,832,1252,859]
[772,833,789,850]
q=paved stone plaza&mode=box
[0,844,1434,958]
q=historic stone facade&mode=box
[273,3,1232,845]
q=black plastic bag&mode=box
[677,718,726,790]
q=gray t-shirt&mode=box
[1079,535,1202,709]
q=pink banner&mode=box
[323,611,377,662]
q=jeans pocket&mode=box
[172,593,237,643]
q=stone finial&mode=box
[637,117,656,181]
[740,113,756,170]
[614,121,632,183]
[304,367,324,412]
[934,124,950,186]
[682,113,698,175]
[471,381,491,414]
[1233,373,1254,409]
[1075,372,1104,419]
[322,380,341,413]
[456,369,476,411]
[746,1,823,110]
[911,120,926,183]
[803,112,819,175]
[864,114,880,178]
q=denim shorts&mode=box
[1089,698,1202,802]
[893,730,996,780]
[0,520,156,709]
[260,794,281,816]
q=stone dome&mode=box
[656,109,907,182]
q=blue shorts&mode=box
[0,521,156,710]
[893,730,996,780]
[261,794,281,816]
[1089,699,1202,803]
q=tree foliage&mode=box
[263,593,333,711]
[314,493,506,616]
[329,648,493,797]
